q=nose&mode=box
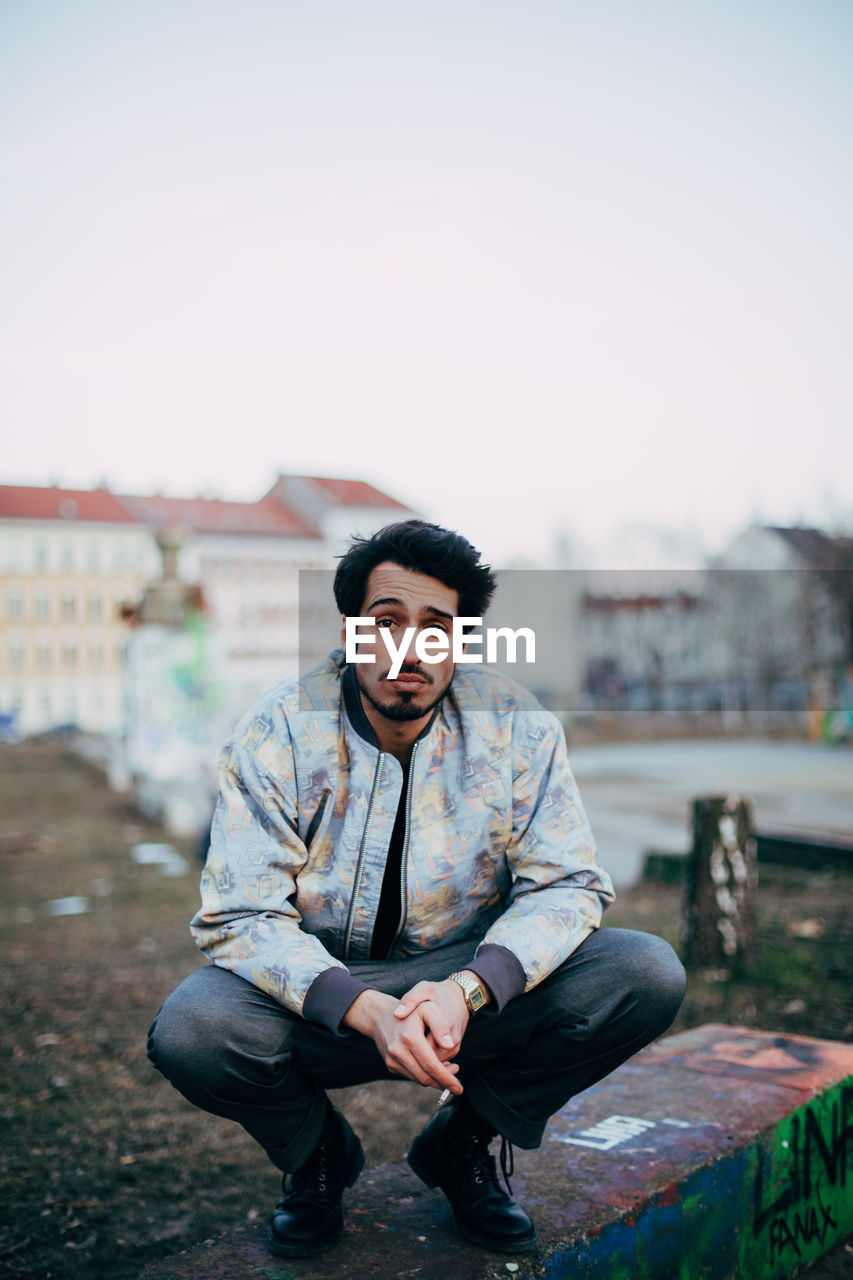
[399,627,421,665]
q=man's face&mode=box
[343,561,459,725]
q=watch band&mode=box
[448,970,488,1014]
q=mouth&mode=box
[386,673,430,692]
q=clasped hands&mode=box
[343,978,475,1095]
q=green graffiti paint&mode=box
[739,1078,853,1278]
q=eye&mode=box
[376,617,395,628]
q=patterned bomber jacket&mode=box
[190,651,615,1032]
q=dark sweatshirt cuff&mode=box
[302,966,370,1035]
[466,944,526,1012]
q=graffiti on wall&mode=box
[748,1085,853,1273]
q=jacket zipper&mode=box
[343,751,385,960]
[389,740,418,955]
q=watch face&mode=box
[468,985,488,1013]
[450,972,487,1013]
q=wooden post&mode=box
[683,795,757,968]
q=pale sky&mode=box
[2,1,852,568]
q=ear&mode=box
[340,616,347,649]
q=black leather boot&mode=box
[407,1098,537,1253]
[268,1104,365,1257]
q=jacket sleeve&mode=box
[476,710,615,991]
[189,716,358,1021]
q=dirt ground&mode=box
[0,741,850,1279]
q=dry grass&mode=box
[0,742,850,1279]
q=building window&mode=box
[63,592,76,621]
[89,644,103,668]
[10,642,24,668]
[4,542,21,571]
[88,595,102,622]
[36,592,50,622]
[8,592,22,623]
[87,544,100,571]
[60,542,74,571]
[34,543,48,571]
[37,644,51,668]
[39,690,52,717]
[63,644,77,667]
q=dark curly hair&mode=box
[334,520,496,619]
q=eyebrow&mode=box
[365,596,455,623]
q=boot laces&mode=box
[461,1127,515,1198]
[499,1136,515,1197]
[289,1137,331,1199]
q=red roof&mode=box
[113,493,315,538]
[294,476,409,510]
[0,485,136,523]
[0,478,408,536]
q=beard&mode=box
[355,667,452,723]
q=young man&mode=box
[148,520,685,1257]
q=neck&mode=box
[361,703,423,763]
[341,664,437,764]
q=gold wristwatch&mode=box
[448,970,489,1014]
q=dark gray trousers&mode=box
[147,927,685,1173]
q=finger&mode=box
[393,982,436,1019]
[416,999,458,1050]
[407,1035,463,1093]
[427,1031,461,1061]
[389,1059,437,1088]
[429,1025,457,1050]
[389,1009,463,1092]
[388,1044,454,1089]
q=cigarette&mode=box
[437,1088,452,1107]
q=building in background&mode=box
[3,488,850,748]
[263,474,414,558]
[580,570,705,715]
[705,525,851,735]
[578,526,851,735]
[0,477,415,739]
[113,488,322,722]
[0,486,159,737]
